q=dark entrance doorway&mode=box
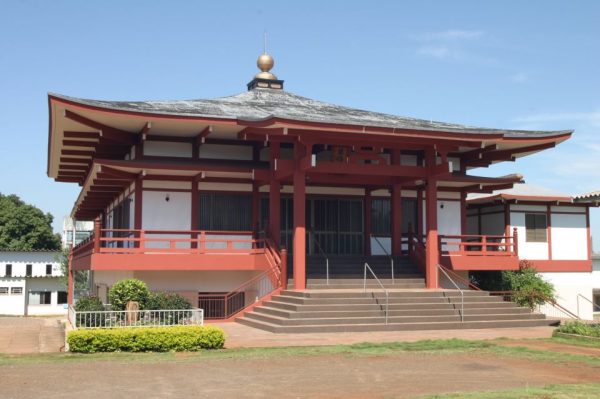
[262,197,364,255]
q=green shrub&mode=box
[146,292,192,310]
[555,321,600,338]
[504,261,555,309]
[75,296,105,312]
[108,278,150,310]
[67,325,225,353]
[470,261,555,309]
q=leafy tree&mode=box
[0,193,61,250]
[108,278,150,310]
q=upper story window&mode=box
[26,264,32,277]
[525,213,547,243]
[5,264,12,277]
[46,264,53,276]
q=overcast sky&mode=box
[1,1,599,249]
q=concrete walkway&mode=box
[215,322,556,348]
[0,317,65,354]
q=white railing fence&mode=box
[68,305,204,329]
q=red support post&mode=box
[460,191,467,235]
[513,227,519,257]
[93,217,101,253]
[425,148,439,289]
[191,178,199,248]
[364,189,372,255]
[293,142,307,291]
[134,175,143,230]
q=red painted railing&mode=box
[84,229,268,255]
[439,228,519,258]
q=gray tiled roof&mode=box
[50,89,571,139]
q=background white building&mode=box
[0,250,67,316]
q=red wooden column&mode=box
[460,191,467,235]
[134,175,143,230]
[293,142,307,290]
[390,150,402,256]
[269,143,281,245]
[364,189,372,255]
[191,178,199,248]
[425,149,439,289]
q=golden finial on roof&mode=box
[255,32,277,80]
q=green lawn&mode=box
[1,337,599,367]
[420,383,600,398]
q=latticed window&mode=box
[525,213,547,243]
[199,193,252,231]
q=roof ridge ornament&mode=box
[247,33,284,91]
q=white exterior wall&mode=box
[0,278,26,315]
[539,272,594,320]
[26,278,68,316]
[551,213,588,260]
[92,270,260,307]
[0,251,67,316]
[142,191,191,248]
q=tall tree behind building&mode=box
[0,193,61,250]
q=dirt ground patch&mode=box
[497,339,600,357]
[1,350,599,399]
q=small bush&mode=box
[108,278,150,310]
[67,325,225,353]
[555,321,600,338]
[75,296,105,312]
[505,262,555,309]
[146,292,192,310]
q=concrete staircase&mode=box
[236,289,559,333]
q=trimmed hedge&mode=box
[67,325,225,353]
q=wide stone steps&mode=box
[237,317,557,333]
[236,288,559,333]
[243,311,545,327]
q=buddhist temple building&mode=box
[47,51,596,327]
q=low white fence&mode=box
[68,305,204,329]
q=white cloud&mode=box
[416,45,454,59]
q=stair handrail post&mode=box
[438,264,464,322]
[363,262,389,325]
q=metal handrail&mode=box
[370,234,395,284]
[309,230,330,285]
[437,264,464,322]
[363,262,389,325]
[577,294,600,317]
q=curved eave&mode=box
[47,92,574,182]
[467,194,574,205]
